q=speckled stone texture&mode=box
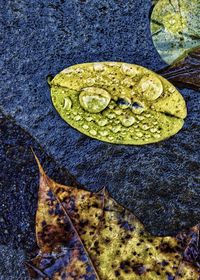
[0,246,27,280]
[0,111,81,279]
[0,0,200,277]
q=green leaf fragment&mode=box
[151,0,200,64]
[50,62,187,145]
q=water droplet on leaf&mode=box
[100,130,109,137]
[83,124,89,130]
[120,115,136,127]
[138,75,163,100]
[154,133,161,138]
[74,115,82,121]
[107,113,116,119]
[63,97,72,110]
[115,109,123,115]
[117,97,131,109]
[112,125,121,133]
[136,132,143,137]
[121,63,139,75]
[97,119,108,127]
[132,101,145,114]
[89,129,97,136]
[150,128,157,133]
[85,117,93,122]
[79,87,111,113]
[142,124,149,130]
[93,63,105,72]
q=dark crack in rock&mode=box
[0,0,200,243]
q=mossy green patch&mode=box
[50,62,187,145]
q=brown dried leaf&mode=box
[158,47,200,91]
[26,155,200,279]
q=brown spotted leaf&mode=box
[26,155,100,280]
[158,47,200,91]
[26,155,200,279]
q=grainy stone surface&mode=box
[0,111,81,279]
[0,246,27,280]
[0,0,200,278]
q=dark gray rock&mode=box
[0,111,81,278]
[0,245,28,280]
[0,0,200,243]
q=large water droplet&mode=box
[138,75,163,100]
[116,97,131,109]
[79,87,111,113]
[120,115,136,127]
[63,97,72,110]
[131,101,145,115]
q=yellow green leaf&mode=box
[50,62,187,145]
[26,155,200,279]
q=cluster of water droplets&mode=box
[57,91,163,142]
[51,62,178,143]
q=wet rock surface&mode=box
[0,0,200,277]
[0,111,80,279]
[0,245,27,280]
